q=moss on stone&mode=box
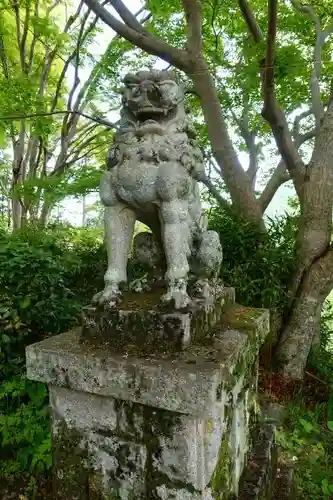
[210,434,232,499]
[223,305,266,333]
[52,417,89,499]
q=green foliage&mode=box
[277,402,333,499]
[208,205,298,309]
[275,301,333,499]
[0,224,105,484]
[0,377,51,481]
[308,301,333,384]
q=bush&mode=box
[274,299,333,499]
[208,206,298,310]
[0,223,105,485]
[277,402,333,499]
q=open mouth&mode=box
[136,107,166,122]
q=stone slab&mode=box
[238,424,278,500]
[26,308,269,416]
[81,286,235,354]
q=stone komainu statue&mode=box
[94,69,222,308]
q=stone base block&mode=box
[81,286,235,354]
[26,306,269,499]
[238,424,277,500]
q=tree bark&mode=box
[276,247,333,379]
[11,197,22,230]
[39,200,52,227]
[190,57,264,228]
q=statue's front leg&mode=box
[160,199,191,309]
[93,204,136,306]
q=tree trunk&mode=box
[276,248,333,379]
[12,196,22,230]
[39,200,52,227]
[190,56,265,230]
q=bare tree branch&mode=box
[259,160,289,212]
[291,0,333,131]
[238,0,263,42]
[50,3,92,112]
[181,0,264,227]
[20,0,31,73]
[293,107,313,141]
[67,130,103,163]
[111,0,147,34]
[0,110,115,129]
[0,33,9,79]
[261,0,305,196]
[83,0,189,71]
[239,0,306,197]
[69,123,99,152]
[182,0,203,54]
[200,173,232,212]
[65,142,105,168]
[230,98,259,187]
[259,117,317,212]
[27,0,39,71]
[298,129,316,145]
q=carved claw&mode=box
[161,291,191,309]
[161,278,191,309]
[92,283,121,307]
[191,279,211,300]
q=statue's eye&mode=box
[132,87,141,97]
[147,87,161,105]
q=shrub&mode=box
[0,223,105,484]
[208,205,298,310]
[277,402,333,500]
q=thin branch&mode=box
[291,0,333,131]
[261,0,305,195]
[69,123,99,152]
[0,33,9,79]
[259,160,290,212]
[0,110,115,129]
[239,0,306,195]
[111,0,147,34]
[230,102,259,187]
[259,124,315,212]
[46,0,62,15]
[50,2,89,112]
[68,130,103,162]
[181,0,203,54]
[293,107,313,141]
[20,0,31,73]
[83,0,189,71]
[12,1,23,70]
[200,173,232,212]
[66,142,105,168]
[238,0,263,42]
[298,129,316,146]
[67,7,95,111]
[27,0,39,71]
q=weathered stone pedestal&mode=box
[26,288,272,499]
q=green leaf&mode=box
[299,418,314,434]
[20,296,31,309]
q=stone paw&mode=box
[92,283,121,307]
[191,279,212,300]
[161,290,191,310]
